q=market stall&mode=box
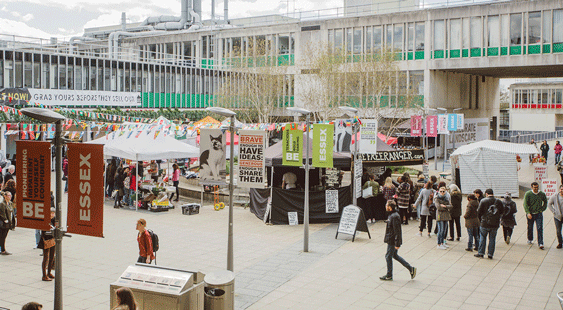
[450,140,538,197]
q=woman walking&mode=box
[464,194,480,251]
[0,191,14,255]
[474,189,484,202]
[362,174,380,223]
[396,176,412,225]
[554,141,562,166]
[415,182,435,237]
[169,163,181,202]
[448,184,463,241]
[434,187,452,250]
[540,140,549,165]
[501,192,517,244]
[39,208,56,281]
[114,168,125,208]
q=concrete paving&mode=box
[2,163,563,310]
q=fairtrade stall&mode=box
[249,134,352,225]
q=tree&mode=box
[214,37,293,124]
[298,44,424,137]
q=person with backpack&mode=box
[475,189,505,259]
[136,218,155,264]
[501,192,517,245]
[412,173,426,220]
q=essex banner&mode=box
[238,130,267,188]
[282,128,302,166]
[67,143,104,237]
[16,141,52,231]
[313,124,334,168]
[410,115,423,137]
[426,115,438,137]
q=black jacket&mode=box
[384,211,402,247]
[477,196,506,229]
[501,199,517,228]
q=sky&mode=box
[0,0,488,39]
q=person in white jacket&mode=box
[547,185,563,249]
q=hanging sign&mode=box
[199,128,227,185]
[359,119,378,154]
[541,179,557,198]
[457,114,465,130]
[438,114,449,134]
[426,115,438,137]
[313,124,334,168]
[15,141,52,231]
[282,128,302,166]
[326,190,339,213]
[238,130,267,188]
[410,115,423,137]
[355,154,363,199]
[447,114,458,132]
[334,119,352,153]
[67,143,105,237]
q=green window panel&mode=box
[501,47,508,55]
[149,93,154,108]
[380,96,389,107]
[528,45,541,54]
[510,46,522,55]
[543,44,551,54]
[470,48,481,57]
[393,53,402,61]
[433,50,444,59]
[450,50,461,58]
[290,54,295,66]
[165,93,171,108]
[553,43,563,53]
[142,93,149,108]
[413,95,424,107]
[462,49,469,57]
[407,52,413,60]
[278,55,290,66]
[353,55,361,62]
[487,47,499,56]
[415,51,424,60]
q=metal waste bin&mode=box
[204,270,234,310]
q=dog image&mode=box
[199,134,226,180]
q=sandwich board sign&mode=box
[335,205,371,242]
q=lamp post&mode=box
[339,107,359,206]
[206,107,237,271]
[437,107,462,172]
[287,107,312,252]
[20,108,66,310]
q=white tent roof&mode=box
[88,133,199,160]
[451,140,539,156]
[151,116,172,125]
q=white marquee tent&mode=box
[450,140,539,197]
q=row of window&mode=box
[511,88,563,109]
[0,51,220,96]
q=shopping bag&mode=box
[362,187,373,198]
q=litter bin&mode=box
[204,270,234,310]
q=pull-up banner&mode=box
[313,124,334,168]
[67,143,105,237]
[282,128,302,166]
[238,130,267,188]
[16,141,52,231]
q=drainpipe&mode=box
[121,12,127,31]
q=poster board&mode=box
[288,212,298,225]
[238,130,267,188]
[199,128,227,185]
[325,190,339,213]
[359,119,378,154]
[542,179,557,198]
[335,205,371,242]
[534,164,548,182]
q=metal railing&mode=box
[508,131,563,144]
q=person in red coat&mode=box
[136,219,155,264]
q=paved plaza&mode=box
[1,160,563,310]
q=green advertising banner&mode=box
[282,129,302,166]
[312,124,334,168]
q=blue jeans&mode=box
[436,221,447,245]
[35,229,41,247]
[124,189,131,205]
[478,227,498,257]
[467,227,480,249]
[556,153,561,165]
[385,243,412,277]
[554,218,563,246]
[527,213,544,245]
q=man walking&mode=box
[475,189,505,259]
[548,185,563,249]
[523,182,548,249]
[136,219,155,264]
[380,200,417,281]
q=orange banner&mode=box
[67,143,104,237]
[16,141,52,231]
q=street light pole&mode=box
[20,108,66,310]
[205,107,237,271]
[339,107,359,206]
[287,107,312,253]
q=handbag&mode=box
[62,175,68,181]
[43,238,55,249]
[362,187,373,199]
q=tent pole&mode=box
[269,166,274,224]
